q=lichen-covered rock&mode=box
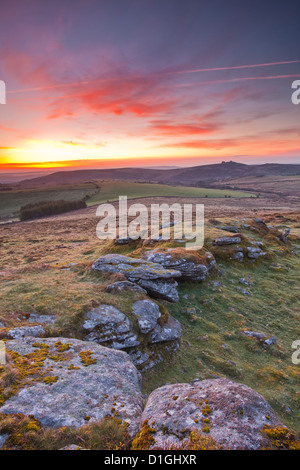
[219,225,239,233]
[247,247,266,259]
[240,330,276,346]
[281,228,290,244]
[0,337,143,436]
[142,248,217,282]
[4,325,45,340]
[59,444,88,450]
[149,316,181,345]
[82,302,181,371]
[27,313,57,325]
[250,240,264,248]
[136,279,179,302]
[132,300,161,334]
[92,254,181,281]
[105,281,147,294]
[237,287,251,295]
[0,434,9,449]
[231,251,244,262]
[92,254,181,302]
[83,305,139,350]
[128,350,150,368]
[139,378,290,450]
[113,237,134,245]
[214,236,242,245]
[239,277,253,286]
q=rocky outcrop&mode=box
[240,330,276,346]
[92,254,181,281]
[59,444,88,450]
[105,281,147,294]
[218,225,239,233]
[247,246,266,259]
[249,240,264,248]
[149,316,181,345]
[0,434,9,450]
[132,300,161,334]
[142,248,217,282]
[138,378,289,450]
[82,302,181,371]
[92,254,181,302]
[0,337,143,436]
[83,305,140,350]
[132,300,181,369]
[92,249,218,301]
[113,237,134,245]
[3,325,45,340]
[27,313,57,325]
[214,235,242,245]
[0,315,56,340]
[135,279,179,302]
[281,228,290,244]
[239,277,253,286]
[237,287,251,295]
[231,249,244,262]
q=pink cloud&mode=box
[159,138,238,149]
[45,73,176,120]
[149,119,218,136]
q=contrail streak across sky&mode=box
[7,60,300,95]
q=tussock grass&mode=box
[0,413,132,450]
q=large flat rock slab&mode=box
[92,254,181,281]
[92,254,181,302]
[0,337,143,436]
[142,248,217,282]
[139,378,290,450]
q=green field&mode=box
[0,181,255,220]
[0,183,98,219]
[86,181,254,206]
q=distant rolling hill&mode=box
[14,161,300,189]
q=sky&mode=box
[0,0,299,174]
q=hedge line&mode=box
[20,199,87,221]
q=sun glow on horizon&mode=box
[0,138,156,167]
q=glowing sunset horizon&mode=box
[0,1,299,175]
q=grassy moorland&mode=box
[85,181,255,206]
[0,181,255,220]
[0,210,299,437]
[211,175,300,196]
[0,183,98,220]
